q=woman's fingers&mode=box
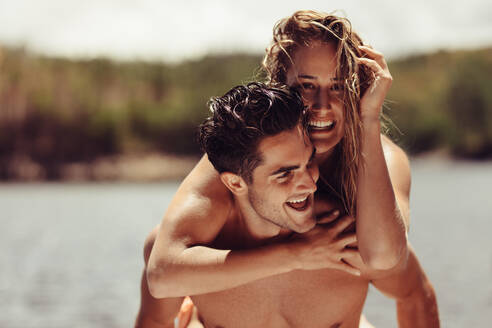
[317,209,341,224]
[333,216,356,235]
[355,57,385,76]
[356,57,392,95]
[359,45,383,58]
[333,261,361,276]
[337,234,357,248]
[341,248,360,258]
[358,45,388,70]
[355,46,393,116]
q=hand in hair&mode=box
[356,45,393,122]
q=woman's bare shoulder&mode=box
[380,134,412,228]
[381,135,409,164]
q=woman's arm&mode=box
[355,46,408,270]
[370,244,440,328]
[344,242,439,327]
[147,155,360,298]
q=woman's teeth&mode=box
[309,120,334,129]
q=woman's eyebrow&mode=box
[298,75,340,81]
[297,74,316,79]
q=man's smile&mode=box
[286,194,311,211]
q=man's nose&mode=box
[298,168,318,193]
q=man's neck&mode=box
[233,196,285,242]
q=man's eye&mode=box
[278,171,292,180]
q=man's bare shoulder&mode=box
[162,154,233,245]
[176,155,231,198]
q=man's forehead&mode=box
[255,127,312,170]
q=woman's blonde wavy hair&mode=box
[262,10,375,216]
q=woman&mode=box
[263,10,409,268]
[137,10,438,328]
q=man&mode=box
[136,83,438,327]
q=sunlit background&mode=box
[2,0,492,61]
[1,1,491,327]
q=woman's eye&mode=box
[331,84,344,92]
[301,83,316,90]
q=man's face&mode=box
[247,125,319,233]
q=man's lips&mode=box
[286,195,310,211]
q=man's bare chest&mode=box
[191,268,369,328]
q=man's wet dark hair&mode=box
[199,82,306,183]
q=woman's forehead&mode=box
[287,43,338,83]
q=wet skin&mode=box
[139,42,439,328]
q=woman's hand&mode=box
[356,45,393,122]
[288,212,361,276]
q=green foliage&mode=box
[386,48,492,158]
[444,54,492,158]
[0,44,491,180]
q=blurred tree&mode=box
[445,54,492,158]
[1,45,491,180]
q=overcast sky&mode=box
[1,0,491,62]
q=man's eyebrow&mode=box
[270,165,299,176]
[269,148,315,176]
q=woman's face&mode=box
[286,42,345,158]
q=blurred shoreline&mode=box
[4,148,491,183]
[5,152,199,182]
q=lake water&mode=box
[1,159,491,327]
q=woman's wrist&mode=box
[361,115,382,133]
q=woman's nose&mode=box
[311,89,332,111]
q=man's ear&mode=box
[220,172,248,196]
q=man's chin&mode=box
[292,218,316,233]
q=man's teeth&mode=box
[309,120,334,128]
[288,196,308,204]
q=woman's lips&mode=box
[309,120,336,131]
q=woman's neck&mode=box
[316,150,337,178]
[315,147,345,202]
